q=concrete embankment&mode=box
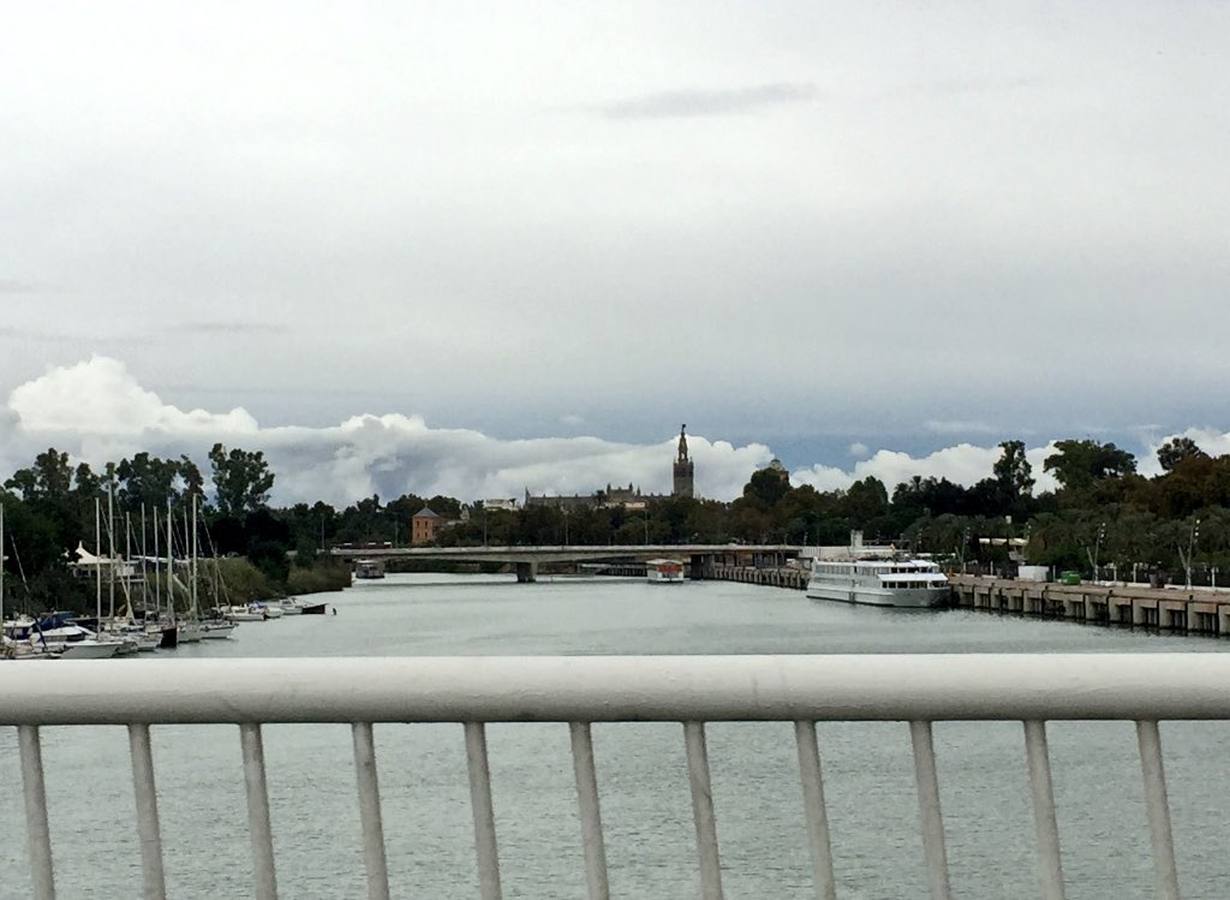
[949,575,1230,636]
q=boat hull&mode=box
[59,641,120,659]
[806,583,950,608]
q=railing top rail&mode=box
[4,654,1230,725]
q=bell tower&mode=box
[672,424,695,498]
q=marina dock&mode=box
[704,565,1230,637]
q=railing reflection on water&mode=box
[3,654,1217,900]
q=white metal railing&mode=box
[3,653,1225,900]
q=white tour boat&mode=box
[806,557,950,608]
[805,531,950,608]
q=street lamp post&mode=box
[1181,518,1201,590]
[1087,522,1106,582]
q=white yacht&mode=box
[201,620,237,639]
[11,621,122,659]
[805,532,950,608]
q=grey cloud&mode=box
[173,321,289,336]
[923,420,1003,436]
[881,76,1040,100]
[0,279,45,294]
[0,325,72,342]
[600,83,818,119]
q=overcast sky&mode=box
[2,3,1228,503]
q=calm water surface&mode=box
[3,574,1228,899]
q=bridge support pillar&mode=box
[516,562,538,584]
[690,554,710,580]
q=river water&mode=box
[2,574,1228,899]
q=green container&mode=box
[1060,570,1082,585]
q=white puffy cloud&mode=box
[10,357,258,435]
[2,357,772,505]
[793,442,1060,494]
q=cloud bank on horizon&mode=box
[3,357,1224,508]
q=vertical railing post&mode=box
[1023,721,1065,900]
[240,723,278,900]
[465,722,503,900]
[683,721,723,900]
[569,722,610,900]
[18,725,56,900]
[794,720,837,900]
[909,721,952,900]
[352,722,391,900]
[128,723,167,900]
[1136,720,1180,900]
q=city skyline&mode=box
[3,354,1225,507]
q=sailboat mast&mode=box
[181,506,189,613]
[153,507,161,615]
[125,512,132,620]
[191,494,198,616]
[95,497,103,623]
[141,504,147,610]
[107,482,116,620]
[167,500,174,620]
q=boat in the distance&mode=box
[646,559,685,584]
[805,531,949,608]
[354,559,386,580]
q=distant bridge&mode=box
[329,544,803,582]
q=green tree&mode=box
[115,452,185,514]
[843,476,889,530]
[741,468,790,509]
[179,455,205,503]
[993,440,1035,500]
[208,444,275,517]
[5,448,73,500]
[1156,437,1208,473]
[1043,440,1137,492]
